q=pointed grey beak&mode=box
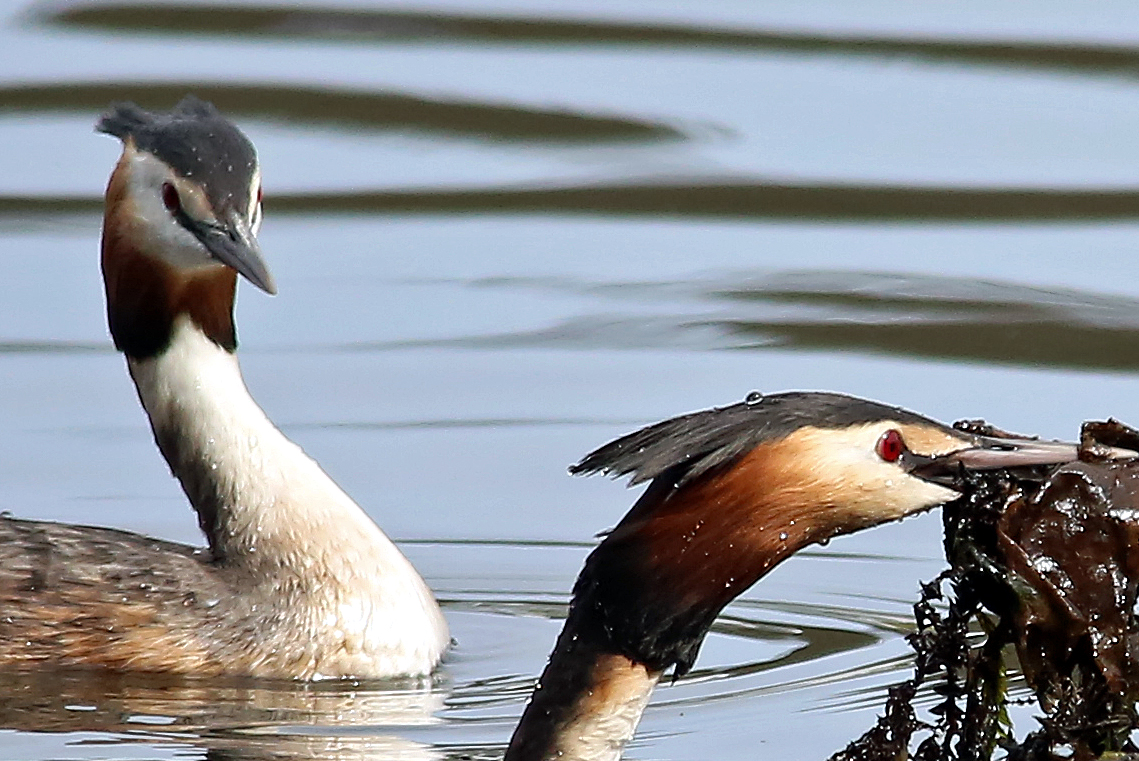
[939,436,1083,470]
[908,434,1136,489]
[187,210,278,295]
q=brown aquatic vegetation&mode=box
[832,419,1139,761]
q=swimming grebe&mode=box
[0,97,448,679]
[505,391,1083,761]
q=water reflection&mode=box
[202,737,441,761]
[43,2,1139,77]
[0,340,107,354]
[720,271,1139,371]
[0,542,911,760]
[0,669,444,760]
[346,270,1139,373]
[9,180,1139,222]
[0,82,677,142]
[7,0,1134,757]
[261,182,1139,222]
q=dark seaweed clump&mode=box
[830,419,1139,761]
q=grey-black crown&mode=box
[96,96,258,211]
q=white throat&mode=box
[555,664,659,761]
[126,316,448,677]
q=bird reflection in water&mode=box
[0,669,445,761]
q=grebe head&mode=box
[97,97,274,359]
[577,390,1081,541]
[506,391,1083,761]
[96,96,273,294]
[570,391,1081,675]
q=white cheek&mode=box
[133,188,214,266]
[855,458,961,523]
[128,153,215,269]
[897,477,959,511]
[831,451,960,523]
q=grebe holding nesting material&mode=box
[506,391,1086,760]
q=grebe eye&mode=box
[161,182,181,213]
[876,429,904,463]
[256,185,263,204]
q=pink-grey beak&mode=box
[908,434,1135,488]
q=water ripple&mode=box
[354,270,1139,373]
[258,181,1139,221]
[0,541,911,758]
[0,82,678,143]
[9,179,1139,221]
[0,340,109,355]
[42,3,1139,78]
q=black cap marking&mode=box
[96,96,258,215]
[571,391,954,489]
[567,392,958,677]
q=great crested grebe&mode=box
[0,97,448,679]
[505,391,1085,761]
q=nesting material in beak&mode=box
[907,430,1135,489]
[837,416,1139,760]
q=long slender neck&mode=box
[123,315,448,674]
[98,149,448,677]
[125,315,378,566]
[100,162,398,570]
[508,446,846,760]
[506,609,660,761]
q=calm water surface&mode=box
[4,1,1139,759]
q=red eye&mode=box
[161,182,181,213]
[256,185,263,204]
[876,429,904,463]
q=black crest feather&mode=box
[566,391,954,676]
[96,96,257,212]
[571,390,951,489]
[94,101,152,141]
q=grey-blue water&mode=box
[4,1,1139,758]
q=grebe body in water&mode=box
[0,97,448,679]
[506,392,1084,760]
